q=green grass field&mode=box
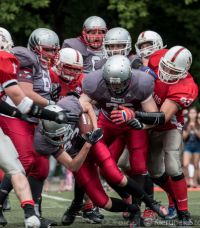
[3,190,200,227]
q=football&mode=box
[78,113,93,134]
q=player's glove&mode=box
[54,110,79,124]
[50,83,61,101]
[82,128,103,145]
[139,66,158,79]
[127,118,144,130]
[110,105,135,125]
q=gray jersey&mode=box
[83,69,154,118]
[34,95,84,158]
[13,46,52,100]
[62,37,105,73]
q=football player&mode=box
[0,27,78,227]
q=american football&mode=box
[78,113,93,134]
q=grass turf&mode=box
[2,190,200,227]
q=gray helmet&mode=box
[28,28,60,64]
[41,105,73,146]
[103,55,132,95]
[82,16,107,49]
[103,27,132,57]
[0,27,14,52]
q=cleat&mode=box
[40,217,57,227]
[178,210,193,226]
[82,209,102,224]
[129,209,144,227]
[151,201,168,218]
[24,215,40,228]
[93,207,104,220]
[2,197,11,212]
[122,195,132,220]
[61,200,83,225]
[142,208,156,226]
[0,209,7,226]
[164,206,177,220]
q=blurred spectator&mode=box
[183,107,200,188]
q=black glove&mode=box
[82,128,103,145]
[54,110,79,124]
[127,118,143,130]
[50,83,61,101]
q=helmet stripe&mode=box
[171,47,185,62]
[141,32,145,38]
[75,50,79,62]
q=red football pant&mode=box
[0,116,49,181]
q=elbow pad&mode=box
[135,111,165,125]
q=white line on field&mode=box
[42,193,72,202]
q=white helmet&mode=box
[103,27,132,57]
[0,27,14,52]
[158,46,192,84]
[135,30,163,58]
[53,48,83,83]
[41,105,73,146]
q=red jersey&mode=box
[49,68,83,99]
[0,51,19,98]
[148,49,199,131]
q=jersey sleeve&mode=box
[0,56,19,89]
[167,78,198,109]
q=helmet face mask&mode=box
[41,105,74,146]
[53,48,83,84]
[28,28,60,66]
[82,16,107,49]
[135,31,163,58]
[103,27,132,57]
[158,46,192,84]
[106,78,130,94]
[0,27,14,52]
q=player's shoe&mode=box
[93,207,104,220]
[61,200,83,225]
[40,217,57,227]
[24,215,40,228]
[177,210,193,226]
[0,207,7,226]
[164,206,177,220]
[151,200,168,218]
[142,207,156,226]
[129,209,144,227]
[122,195,132,220]
[82,209,102,224]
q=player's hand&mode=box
[54,110,79,124]
[83,128,103,145]
[50,83,61,101]
[127,118,144,130]
[110,105,135,125]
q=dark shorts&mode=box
[184,142,200,154]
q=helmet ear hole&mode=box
[0,27,14,52]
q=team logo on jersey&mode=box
[180,97,194,107]
[110,97,125,103]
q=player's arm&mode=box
[56,143,92,172]
[79,94,98,130]
[19,81,51,106]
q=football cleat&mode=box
[82,209,102,224]
[178,210,193,226]
[151,201,168,218]
[165,206,177,220]
[142,207,156,226]
[0,207,7,226]
[24,215,40,228]
[61,200,83,225]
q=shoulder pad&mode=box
[12,46,38,68]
